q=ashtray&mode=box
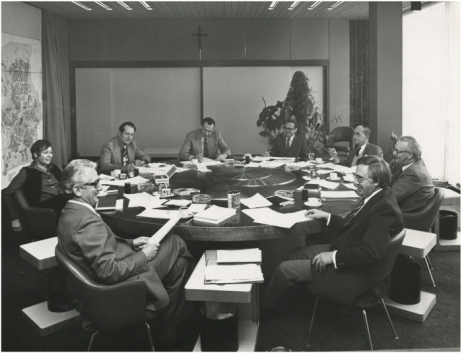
[173,188,201,196]
[304,201,322,208]
[192,194,211,204]
[275,190,293,199]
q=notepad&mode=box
[194,205,236,224]
[216,249,262,264]
[204,262,264,284]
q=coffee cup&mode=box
[329,172,338,180]
[179,206,191,218]
[113,169,121,178]
[315,158,323,163]
[191,159,198,165]
[307,197,321,206]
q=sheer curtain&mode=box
[403,2,460,185]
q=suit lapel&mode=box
[342,189,387,228]
[113,137,122,165]
[196,130,203,155]
[362,143,371,157]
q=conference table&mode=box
[99,161,359,275]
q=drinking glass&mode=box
[308,153,315,161]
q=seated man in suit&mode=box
[179,117,231,162]
[270,119,309,161]
[100,122,151,173]
[328,125,383,167]
[391,136,435,212]
[57,159,194,343]
[261,156,403,310]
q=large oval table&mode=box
[100,163,359,275]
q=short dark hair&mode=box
[30,140,52,160]
[356,155,391,189]
[201,117,215,127]
[119,122,136,133]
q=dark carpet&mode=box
[2,218,460,351]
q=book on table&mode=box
[216,248,262,264]
[193,205,236,224]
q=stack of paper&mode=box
[243,208,311,228]
[204,263,264,284]
[124,192,166,209]
[240,193,273,209]
[100,176,149,186]
[320,191,359,199]
[259,161,286,168]
[252,156,271,162]
[194,205,236,224]
[201,158,223,166]
[188,203,208,214]
[216,248,262,264]
[165,199,192,207]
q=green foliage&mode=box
[384,131,401,174]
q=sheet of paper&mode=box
[100,176,149,186]
[252,156,271,162]
[188,203,208,214]
[269,157,296,161]
[164,199,192,207]
[305,179,321,184]
[242,208,310,229]
[246,162,261,168]
[316,169,333,175]
[124,192,167,209]
[240,193,273,209]
[201,157,223,166]
[197,164,212,172]
[205,263,263,284]
[148,214,181,244]
[97,185,111,196]
[137,209,180,219]
[136,167,159,174]
[320,191,360,199]
[99,174,114,180]
[342,183,358,190]
[216,248,262,264]
[259,161,286,168]
[115,199,124,211]
[322,163,356,174]
[318,180,340,190]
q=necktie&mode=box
[203,138,209,158]
[286,137,291,150]
[355,145,361,156]
[342,198,365,226]
[122,146,128,166]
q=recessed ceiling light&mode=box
[288,1,300,10]
[139,1,153,10]
[95,1,112,10]
[117,1,132,10]
[268,1,278,10]
[308,1,321,10]
[327,1,343,11]
[72,1,92,10]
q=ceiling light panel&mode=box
[139,1,153,10]
[117,1,132,10]
[288,1,300,10]
[268,1,278,10]
[308,1,321,10]
[327,1,343,11]
[72,1,92,10]
[95,1,112,10]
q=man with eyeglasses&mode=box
[260,156,403,312]
[328,125,383,167]
[57,159,195,347]
[179,117,231,162]
[270,119,309,160]
[100,121,151,173]
[391,136,434,212]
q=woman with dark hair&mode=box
[2,139,67,232]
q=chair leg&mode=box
[426,255,434,270]
[88,331,99,351]
[361,310,373,351]
[380,299,399,339]
[76,328,86,350]
[424,257,436,287]
[145,322,155,351]
[307,296,320,346]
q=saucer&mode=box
[180,213,193,219]
[326,177,341,181]
[304,201,322,208]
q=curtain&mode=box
[403,2,460,185]
[42,11,69,168]
[349,20,369,128]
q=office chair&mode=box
[55,247,156,351]
[325,126,355,156]
[307,229,405,351]
[401,188,445,287]
[14,187,57,241]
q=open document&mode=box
[204,263,264,284]
[240,193,273,209]
[243,208,312,229]
[216,248,262,264]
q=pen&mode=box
[184,218,193,225]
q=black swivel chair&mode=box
[325,126,355,157]
[307,229,406,351]
[55,247,156,351]
[401,188,445,287]
[14,187,57,240]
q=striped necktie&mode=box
[286,137,291,150]
[122,146,128,166]
[342,198,365,226]
[203,138,209,158]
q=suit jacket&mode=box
[312,189,403,306]
[178,129,231,161]
[57,202,175,311]
[100,136,151,173]
[271,136,309,161]
[341,142,383,167]
[391,159,435,213]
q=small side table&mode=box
[185,253,259,352]
[384,229,437,323]
[434,188,460,251]
[19,237,80,337]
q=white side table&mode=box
[19,237,80,337]
[434,188,460,251]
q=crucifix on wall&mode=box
[192,26,208,60]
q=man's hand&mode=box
[134,160,147,167]
[11,219,22,232]
[133,236,150,250]
[141,242,160,261]
[216,154,227,162]
[196,154,203,163]
[121,164,135,173]
[312,252,334,272]
[327,148,340,163]
[305,209,330,221]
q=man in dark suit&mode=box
[100,122,151,173]
[329,125,383,167]
[391,136,435,212]
[270,119,309,160]
[57,159,194,341]
[261,156,403,309]
[178,117,231,162]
